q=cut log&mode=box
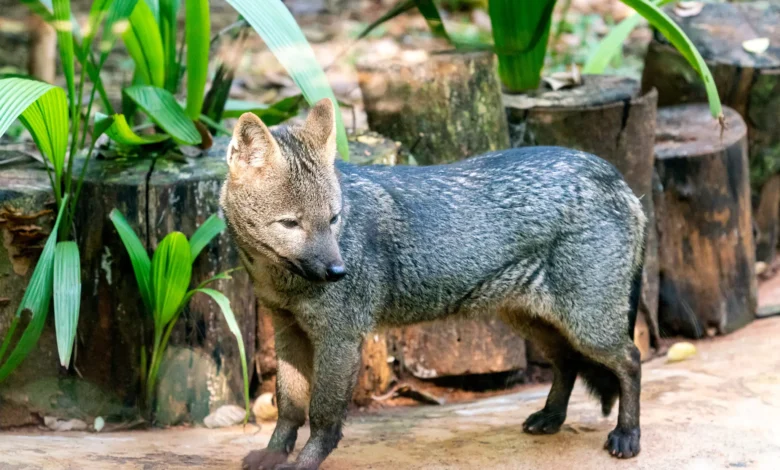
[359,50,529,378]
[641,2,780,262]
[74,141,256,419]
[353,333,392,406]
[0,157,58,427]
[654,105,757,338]
[27,13,56,83]
[357,50,510,165]
[755,175,780,264]
[505,75,661,353]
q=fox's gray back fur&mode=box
[223,100,647,470]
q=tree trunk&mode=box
[358,50,528,379]
[641,1,780,263]
[357,50,510,165]
[755,175,780,265]
[505,75,661,354]
[27,13,56,84]
[654,104,757,338]
[75,141,256,420]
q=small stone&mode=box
[252,393,278,422]
[203,405,247,429]
[667,342,697,363]
[93,416,105,432]
[44,417,88,432]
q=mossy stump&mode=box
[357,50,510,164]
[654,105,757,338]
[74,140,256,421]
[642,1,780,263]
[504,75,660,359]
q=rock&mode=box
[44,417,88,432]
[203,405,247,429]
[252,392,278,422]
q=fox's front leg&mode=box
[279,334,363,470]
[243,315,313,470]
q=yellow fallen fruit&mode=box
[252,392,278,422]
[667,342,697,362]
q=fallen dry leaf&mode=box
[743,38,770,55]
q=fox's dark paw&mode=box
[242,449,289,470]
[604,427,640,459]
[522,408,565,434]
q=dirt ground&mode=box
[2,314,779,470]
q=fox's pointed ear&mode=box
[303,98,338,165]
[227,113,282,171]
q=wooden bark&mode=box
[353,333,392,406]
[654,105,757,338]
[641,2,780,262]
[27,13,56,84]
[505,75,661,353]
[75,140,256,419]
[0,157,58,427]
[755,175,780,264]
[357,50,510,165]
[359,51,528,378]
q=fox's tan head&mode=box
[220,98,346,283]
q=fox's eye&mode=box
[330,214,340,225]
[278,219,299,229]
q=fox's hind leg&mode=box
[503,316,578,435]
[582,342,642,459]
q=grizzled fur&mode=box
[222,99,646,470]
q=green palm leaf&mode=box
[0,196,68,382]
[109,209,154,314]
[224,0,349,160]
[124,86,202,145]
[159,0,181,92]
[18,86,70,180]
[123,0,165,87]
[189,214,226,261]
[151,232,192,327]
[191,288,249,421]
[97,112,171,146]
[619,0,722,120]
[53,241,81,367]
[185,0,210,119]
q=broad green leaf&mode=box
[98,0,140,57]
[224,0,349,160]
[151,232,192,326]
[109,209,153,313]
[52,0,76,109]
[0,196,68,382]
[159,0,180,92]
[97,112,170,145]
[189,214,226,261]
[584,0,673,74]
[123,0,165,87]
[356,0,415,40]
[82,0,114,58]
[18,85,70,180]
[0,78,58,139]
[620,0,722,120]
[185,0,210,119]
[191,288,249,421]
[124,86,202,145]
[222,95,304,125]
[489,0,557,92]
[53,241,81,367]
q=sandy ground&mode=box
[2,315,780,470]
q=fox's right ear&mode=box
[227,113,282,171]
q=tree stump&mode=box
[357,50,510,165]
[641,1,780,262]
[505,75,661,354]
[74,141,256,419]
[654,105,757,338]
[0,157,58,427]
[357,50,528,379]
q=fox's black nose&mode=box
[325,264,347,282]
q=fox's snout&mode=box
[325,263,347,282]
[298,257,347,283]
